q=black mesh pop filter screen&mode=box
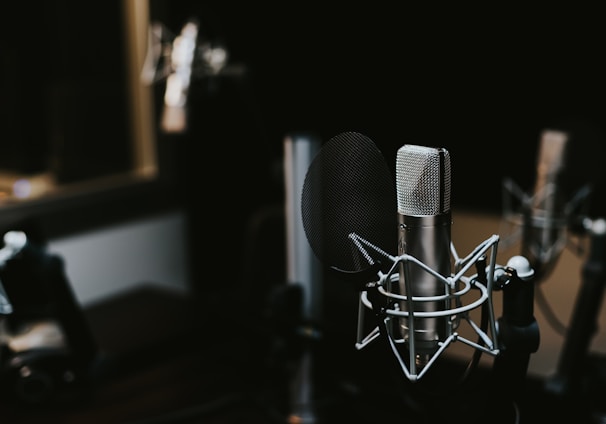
[301,132,396,274]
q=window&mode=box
[0,1,165,236]
[0,1,156,203]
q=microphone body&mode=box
[396,145,452,364]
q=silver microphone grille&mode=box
[533,129,568,208]
[396,145,451,216]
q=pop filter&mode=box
[301,131,396,280]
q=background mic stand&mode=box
[491,257,539,414]
[544,218,606,420]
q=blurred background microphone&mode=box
[500,120,603,338]
[501,119,606,285]
[396,145,452,369]
[160,19,199,133]
[283,132,323,424]
[141,17,246,134]
[498,119,606,420]
[501,128,589,285]
[520,129,571,282]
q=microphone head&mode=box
[532,129,569,212]
[396,145,451,216]
[536,129,568,176]
[540,117,606,218]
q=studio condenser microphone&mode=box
[300,132,542,422]
[521,129,570,282]
[395,145,452,367]
[301,132,509,383]
[502,128,592,285]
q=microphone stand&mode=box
[492,257,540,414]
[544,218,606,419]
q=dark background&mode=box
[151,1,606,216]
[1,1,131,182]
[3,1,606,217]
[146,2,606,298]
[4,0,606,305]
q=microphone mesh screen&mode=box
[396,145,451,216]
[301,132,396,273]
